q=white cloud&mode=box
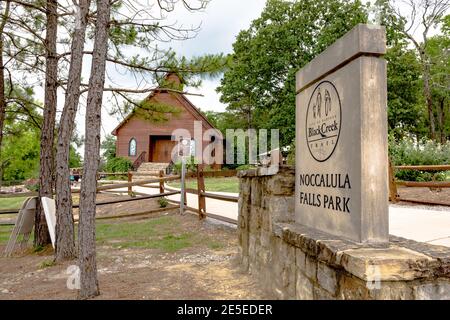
[96,0,266,141]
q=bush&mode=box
[389,136,450,182]
[236,164,255,171]
[158,197,169,208]
[172,156,197,174]
[104,157,133,173]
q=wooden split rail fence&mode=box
[0,166,241,225]
[389,162,450,206]
[2,162,449,221]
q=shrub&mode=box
[236,164,255,171]
[158,197,169,208]
[389,136,450,181]
[172,156,197,174]
[104,157,133,173]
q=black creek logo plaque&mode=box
[306,81,342,162]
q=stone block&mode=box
[317,262,338,295]
[249,207,262,233]
[296,270,314,300]
[296,248,306,269]
[251,178,262,207]
[413,280,450,300]
[341,247,435,281]
[260,229,271,249]
[266,174,295,196]
[305,255,317,280]
[261,210,271,231]
[268,196,295,223]
[313,286,335,300]
[337,275,370,300]
[369,282,413,300]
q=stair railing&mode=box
[132,151,147,171]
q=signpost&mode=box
[295,24,389,244]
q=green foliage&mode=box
[69,146,82,168]
[426,33,450,141]
[1,129,40,181]
[134,99,182,123]
[236,164,254,171]
[100,136,132,173]
[385,43,425,139]
[218,0,369,147]
[389,136,450,181]
[158,197,169,208]
[101,135,117,161]
[104,157,133,173]
[172,156,197,174]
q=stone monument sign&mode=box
[295,24,388,243]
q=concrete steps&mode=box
[133,162,170,181]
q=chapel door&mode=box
[152,138,176,163]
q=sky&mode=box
[79,0,268,146]
[24,0,441,154]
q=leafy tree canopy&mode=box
[217,0,369,146]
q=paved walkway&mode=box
[111,184,450,248]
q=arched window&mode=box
[129,138,137,156]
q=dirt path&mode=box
[397,187,450,206]
[0,213,268,300]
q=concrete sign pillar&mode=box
[295,24,389,243]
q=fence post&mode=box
[197,164,206,220]
[128,171,132,196]
[180,157,186,215]
[388,158,398,203]
[159,170,165,194]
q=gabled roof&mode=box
[111,88,217,136]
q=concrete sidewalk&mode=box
[116,185,450,248]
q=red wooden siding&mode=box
[113,90,219,163]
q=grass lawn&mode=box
[0,215,225,253]
[0,225,13,244]
[96,215,224,252]
[167,176,239,193]
[0,197,28,210]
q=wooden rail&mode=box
[394,165,450,171]
[0,209,19,215]
[390,160,450,205]
[132,151,147,170]
[200,191,238,203]
[0,166,241,223]
[396,181,450,188]
[72,191,180,208]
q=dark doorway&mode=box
[149,135,176,163]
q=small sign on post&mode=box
[180,156,186,215]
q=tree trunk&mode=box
[439,97,446,144]
[55,0,91,262]
[0,1,11,190]
[35,0,58,247]
[421,56,436,141]
[78,0,110,299]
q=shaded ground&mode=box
[0,212,268,300]
[397,186,450,206]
